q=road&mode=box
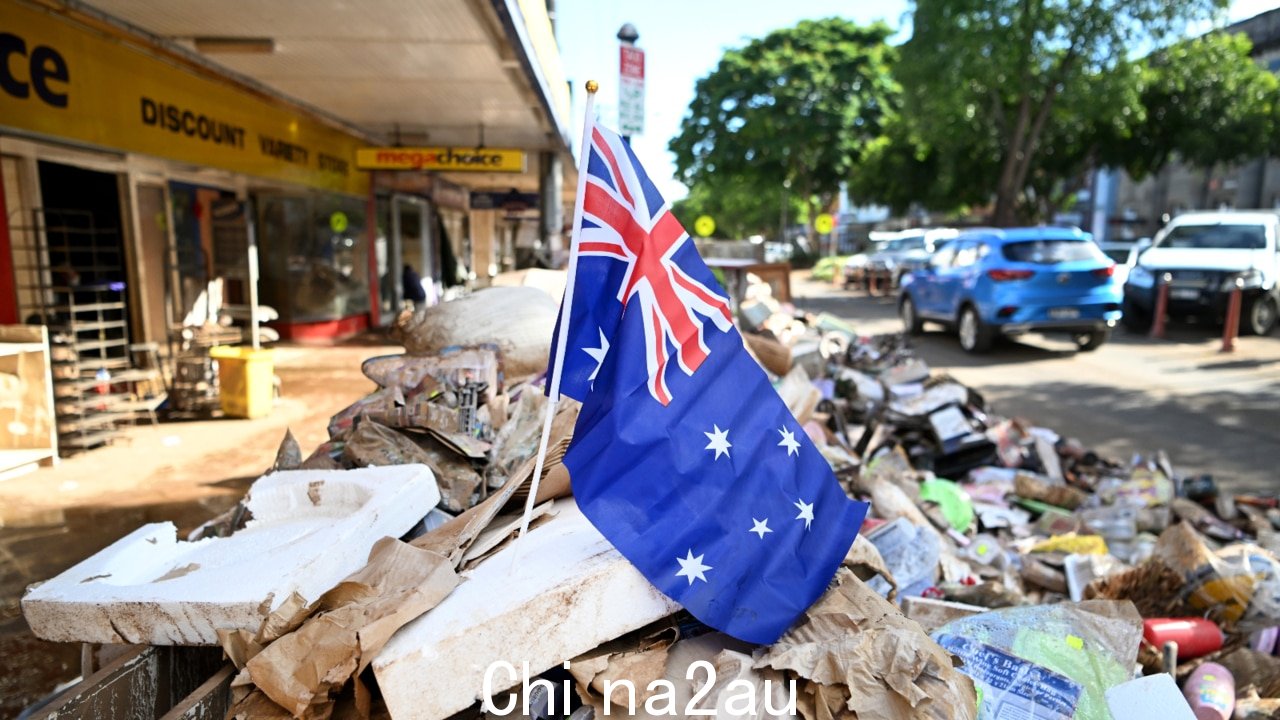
[793,275,1280,494]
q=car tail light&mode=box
[987,269,1034,281]
[1092,265,1116,278]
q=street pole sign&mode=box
[814,213,835,235]
[619,44,645,137]
[694,215,716,238]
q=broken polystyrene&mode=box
[373,499,680,720]
[22,465,440,645]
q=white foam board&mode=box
[1105,673,1196,720]
[22,465,439,645]
[373,499,680,720]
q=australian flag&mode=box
[549,118,869,644]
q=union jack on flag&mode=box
[551,123,733,405]
[550,117,869,644]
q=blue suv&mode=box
[898,227,1123,353]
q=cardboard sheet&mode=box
[755,570,976,720]
[233,538,458,718]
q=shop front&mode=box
[0,0,376,344]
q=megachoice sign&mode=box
[356,147,526,173]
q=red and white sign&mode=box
[620,45,645,80]
[619,45,645,136]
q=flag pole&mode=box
[513,80,599,550]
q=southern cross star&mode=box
[704,425,732,460]
[778,427,801,456]
[675,549,712,585]
[583,327,610,382]
[749,518,773,539]
[794,498,815,530]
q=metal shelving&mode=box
[9,208,165,454]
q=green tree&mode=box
[846,115,995,216]
[671,180,803,240]
[1119,32,1277,190]
[669,18,899,246]
[900,0,1226,225]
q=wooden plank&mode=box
[0,324,56,458]
[158,665,234,720]
[0,448,56,474]
[0,325,45,344]
[27,645,225,720]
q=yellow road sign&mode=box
[694,215,716,238]
[815,213,835,235]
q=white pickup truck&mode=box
[1122,211,1279,336]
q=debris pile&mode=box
[20,279,1280,720]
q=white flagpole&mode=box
[514,80,600,548]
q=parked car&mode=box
[1097,240,1144,286]
[866,228,960,287]
[898,227,1122,353]
[841,236,890,287]
[1122,211,1279,336]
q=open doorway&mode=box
[32,162,131,365]
[393,195,432,309]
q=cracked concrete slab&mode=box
[22,465,439,645]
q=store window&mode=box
[256,192,370,323]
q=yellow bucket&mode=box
[209,346,275,419]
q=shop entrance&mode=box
[392,195,433,309]
[169,181,235,327]
[30,162,131,361]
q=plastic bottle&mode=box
[1081,504,1138,562]
[1143,618,1224,660]
[1250,627,1278,655]
[95,366,111,395]
[1181,662,1234,720]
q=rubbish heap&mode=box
[20,276,1280,720]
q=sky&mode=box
[555,0,1280,203]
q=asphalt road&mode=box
[793,276,1280,494]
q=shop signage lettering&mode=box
[259,135,309,165]
[0,31,69,107]
[356,146,526,173]
[318,153,349,174]
[141,97,246,148]
[2,0,370,195]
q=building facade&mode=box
[1,0,573,342]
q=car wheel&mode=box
[900,295,923,335]
[1242,295,1278,336]
[1120,297,1151,333]
[957,305,993,353]
[1073,329,1110,352]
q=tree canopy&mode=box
[1121,32,1279,181]
[670,179,803,241]
[669,18,898,241]
[896,0,1227,224]
[672,1,1280,233]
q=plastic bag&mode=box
[1154,523,1280,632]
[932,600,1143,720]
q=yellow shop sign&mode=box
[356,147,526,173]
[0,0,368,195]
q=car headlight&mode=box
[1221,269,1265,291]
[1127,265,1154,288]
